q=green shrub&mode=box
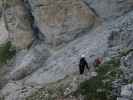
[79,77,111,100]
[0,96,4,100]
[78,76,114,100]
[97,57,120,77]
[119,48,133,57]
[3,0,17,8]
[0,41,16,65]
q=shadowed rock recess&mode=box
[0,0,133,100]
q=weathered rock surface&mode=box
[0,16,9,44]
[108,12,133,49]
[0,0,133,100]
[0,1,9,44]
[121,52,133,80]
[118,84,133,100]
[2,10,133,99]
[10,43,50,81]
[84,0,133,20]
[4,0,33,49]
[27,0,97,48]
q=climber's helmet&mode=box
[81,54,85,58]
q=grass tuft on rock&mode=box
[0,41,16,65]
[26,86,64,100]
[0,96,4,100]
[119,48,133,57]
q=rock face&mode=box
[4,0,33,49]
[118,84,133,100]
[0,1,9,44]
[28,0,97,48]
[84,0,133,20]
[10,43,50,81]
[0,16,9,44]
[120,52,133,83]
[108,11,133,49]
[0,0,133,100]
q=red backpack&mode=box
[95,57,102,65]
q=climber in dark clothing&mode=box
[79,55,90,75]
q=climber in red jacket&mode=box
[93,57,103,67]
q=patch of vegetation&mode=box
[26,86,64,100]
[0,41,16,65]
[119,48,133,57]
[26,89,54,100]
[0,95,5,100]
[3,0,18,8]
[77,57,122,100]
[97,57,120,77]
[78,77,112,100]
[26,75,73,100]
